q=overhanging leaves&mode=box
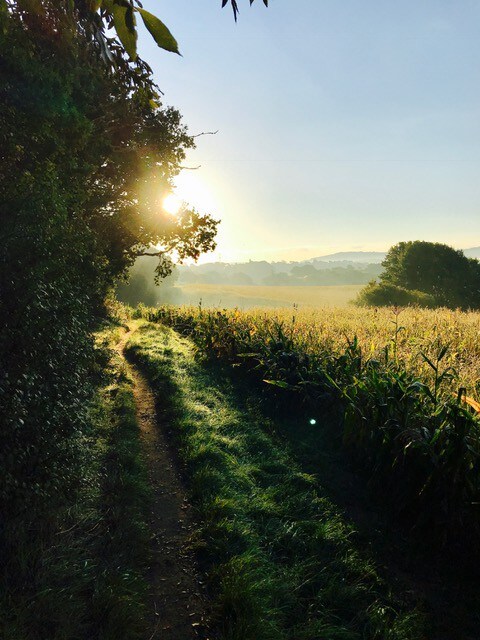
[223,0,269,21]
[137,8,180,55]
[112,2,137,60]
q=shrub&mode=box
[355,281,437,308]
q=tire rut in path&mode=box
[119,330,209,640]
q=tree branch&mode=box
[134,250,164,257]
[192,130,218,138]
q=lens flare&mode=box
[163,194,182,215]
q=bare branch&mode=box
[134,250,164,257]
[192,130,219,138]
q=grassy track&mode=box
[127,322,426,640]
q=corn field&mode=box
[137,303,480,551]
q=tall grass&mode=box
[126,323,427,640]
[136,304,480,552]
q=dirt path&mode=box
[117,327,209,640]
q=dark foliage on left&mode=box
[0,2,216,635]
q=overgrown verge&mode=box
[135,305,480,558]
[0,324,151,639]
[127,322,426,640]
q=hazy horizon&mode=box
[191,242,480,265]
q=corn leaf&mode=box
[263,379,293,390]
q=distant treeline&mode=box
[116,256,383,305]
[179,260,382,286]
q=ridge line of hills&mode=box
[175,246,480,286]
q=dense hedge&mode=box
[0,3,211,624]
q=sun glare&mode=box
[163,194,182,215]
[174,172,218,213]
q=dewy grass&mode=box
[138,304,480,554]
[0,324,151,640]
[126,322,427,640]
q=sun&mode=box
[163,193,182,215]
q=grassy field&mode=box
[138,304,480,562]
[132,307,480,640]
[127,323,427,640]
[170,284,363,308]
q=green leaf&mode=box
[137,8,180,55]
[263,379,293,390]
[112,3,137,60]
[420,352,436,372]
[437,344,449,361]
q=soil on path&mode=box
[116,327,210,640]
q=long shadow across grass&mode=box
[127,323,429,640]
[197,348,480,640]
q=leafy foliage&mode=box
[355,281,437,308]
[0,2,216,628]
[223,0,269,22]
[360,241,480,309]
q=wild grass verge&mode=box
[136,305,480,556]
[126,322,426,640]
[0,323,151,640]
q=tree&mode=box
[0,0,216,569]
[0,1,267,632]
[378,241,480,309]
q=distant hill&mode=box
[464,247,480,260]
[177,258,382,287]
[310,251,386,264]
[310,247,480,264]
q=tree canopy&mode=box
[357,241,480,309]
[0,0,219,564]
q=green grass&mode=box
[126,322,427,640]
[139,304,480,555]
[0,324,151,640]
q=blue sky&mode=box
[138,0,480,262]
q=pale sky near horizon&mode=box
[137,0,480,263]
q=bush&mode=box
[355,281,437,308]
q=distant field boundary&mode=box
[171,283,363,308]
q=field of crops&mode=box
[137,304,480,554]
[143,305,480,394]
[169,284,363,308]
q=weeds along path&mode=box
[117,325,209,640]
[125,322,429,640]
